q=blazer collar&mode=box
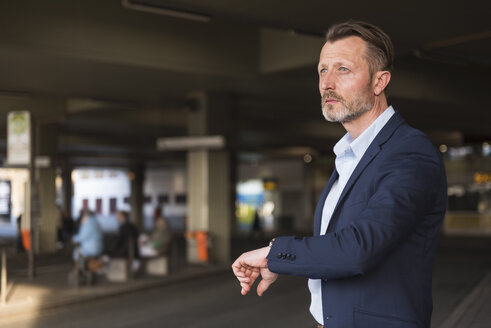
[314,169,338,236]
[323,111,405,234]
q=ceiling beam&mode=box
[0,0,259,77]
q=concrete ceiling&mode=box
[0,0,489,166]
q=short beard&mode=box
[321,88,374,123]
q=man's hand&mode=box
[231,246,278,296]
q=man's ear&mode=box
[373,71,391,96]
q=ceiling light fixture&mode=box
[122,0,211,23]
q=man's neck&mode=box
[342,98,389,139]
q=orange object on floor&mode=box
[195,230,208,262]
[21,229,31,251]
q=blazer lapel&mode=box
[314,169,338,236]
[325,112,405,233]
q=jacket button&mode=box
[291,254,296,260]
[277,253,283,259]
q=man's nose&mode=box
[319,73,335,91]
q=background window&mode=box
[109,198,117,213]
[95,198,103,214]
[158,194,169,204]
[175,194,187,204]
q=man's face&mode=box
[318,36,375,123]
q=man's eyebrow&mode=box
[318,60,353,68]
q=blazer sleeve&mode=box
[266,136,446,280]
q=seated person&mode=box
[110,210,140,259]
[140,216,172,257]
[72,209,103,262]
[105,210,141,275]
[70,210,103,284]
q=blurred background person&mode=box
[251,209,263,239]
[109,210,140,270]
[140,215,172,257]
[57,208,75,250]
[16,213,25,253]
[72,209,103,270]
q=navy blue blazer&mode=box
[267,112,447,328]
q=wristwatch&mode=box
[269,238,275,247]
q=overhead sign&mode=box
[6,111,31,166]
[157,135,225,151]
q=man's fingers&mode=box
[240,282,251,295]
[237,268,261,295]
[234,270,245,278]
[232,248,272,296]
[237,276,250,283]
[231,258,245,274]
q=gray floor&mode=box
[1,239,490,328]
[431,245,491,327]
[0,271,316,328]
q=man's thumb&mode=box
[257,279,273,296]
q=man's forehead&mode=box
[319,36,367,63]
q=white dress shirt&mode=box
[309,106,395,325]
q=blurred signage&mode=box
[7,111,31,166]
[157,135,225,151]
[263,179,277,191]
[35,156,51,168]
[474,172,491,183]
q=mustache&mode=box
[322,91,344,102]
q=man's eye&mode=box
[339,67,349,72]
[319,68,327,74]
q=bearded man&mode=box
[232,21,446,328]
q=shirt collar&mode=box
[333,106,395,159]
[333,132,353,157]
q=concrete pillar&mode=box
[187,92,233,264]
[229,152,239,234]
[35,123,59,253]
[36,168,58,253]
[130,165,144,231]
[0,95,65,254]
